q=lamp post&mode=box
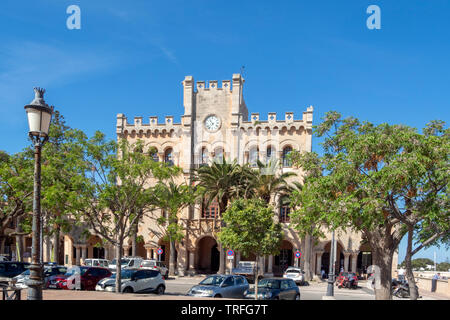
[326,230,336,297]
[24,87,53,300]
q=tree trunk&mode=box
[131,225,137,257]
[405,227,419,300]
[254,256,259,300]
[370,237,395,300]
[0,234,5,255]
[53,226,60,263]
[169,238,176,276]
[303,234,312,281]
[217,242,225,274]
[15,216,24,262]
[115,243,123,293]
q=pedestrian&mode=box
[432,273,440,280]
[340,266,344,273]
[321,269,325,279]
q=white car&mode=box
[108,256,144,271]
[283,267,305,285]
[84,259,109,268]
[140,259,169,279]
[96,268,165,294]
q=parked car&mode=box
[232,261,262,284]
[187,275,249,298]
[96,268,165,294]
[84,258,109,268]
[0,262,30,279]
[108,256,144,271]
[244,278,300,300]
[0,255,9,262]
[283,267,305,285]
[140,259,169,278]
[50,266,111,290]
[13,265,67,289]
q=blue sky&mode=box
[0,0,448,263]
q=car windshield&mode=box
[65,267,87,276]
[199,275,226,286]
[142,261,156,267]
[257,279,280,289]
[110,259,129,265]
[110,269,134,279]
[85,260,92,266]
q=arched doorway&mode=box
[322,241,345,277]
[158,239,175,267]
[88,236,105,259]
[357,243,372,277]
[196,236,219,274]
[274,240,294,276]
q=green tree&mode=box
[0,151,33,259]
[194,159,245,274]
[289,111,449,300]
[75,133,159,293]
[154,176,194,276]
[38,110,88,263]
[218,198,283,300]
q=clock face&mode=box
[204,115,220,131]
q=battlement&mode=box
[243,106,314,126]
[116,113,185,135]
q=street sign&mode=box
[227,250,234,260]
[157,248,163,255]
[295,251,301,258]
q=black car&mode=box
[244,278,300,300]
[0,262,30,278]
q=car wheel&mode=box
[156,285,165,295]
[214,294,222,298]
[294,294,300,300]
[123,287,133,293]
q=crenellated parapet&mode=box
[240,106,314,133]
[116,113,186,137]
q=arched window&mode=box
[203,200,219,218]
[266,146,274,163]
[282,146,292,167]
[149,147,159,162]
[164,148,173,166]
[214,148,224,163]
[249,147,259,167]
[201,147,208,166]
[279,196,291,223]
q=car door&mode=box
[220,276,235,298]
[147,270,161,292]
[84,268,97,290]
[133,270,147,292]
[233,276,247,298]
[280,280,291,300]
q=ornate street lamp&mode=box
[24,87,53,300]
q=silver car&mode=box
[13,265,67,289]
[187,274,249,298]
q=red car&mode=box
[50,266,112,290]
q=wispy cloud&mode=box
[0,41,120,124]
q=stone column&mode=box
[315,250,324,275]
[177,245,186,276]
[81,245,87,265]
[145,246,152,260]
[343,251,351,272]
[351,251,359,273]
[123,245,130,257]
[189,251,195,271]
[75,245,81,266]
[152,249,157,260]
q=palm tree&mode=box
[250,159,297,204]
[194,158,249,273]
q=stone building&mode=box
[60,73,397,277]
